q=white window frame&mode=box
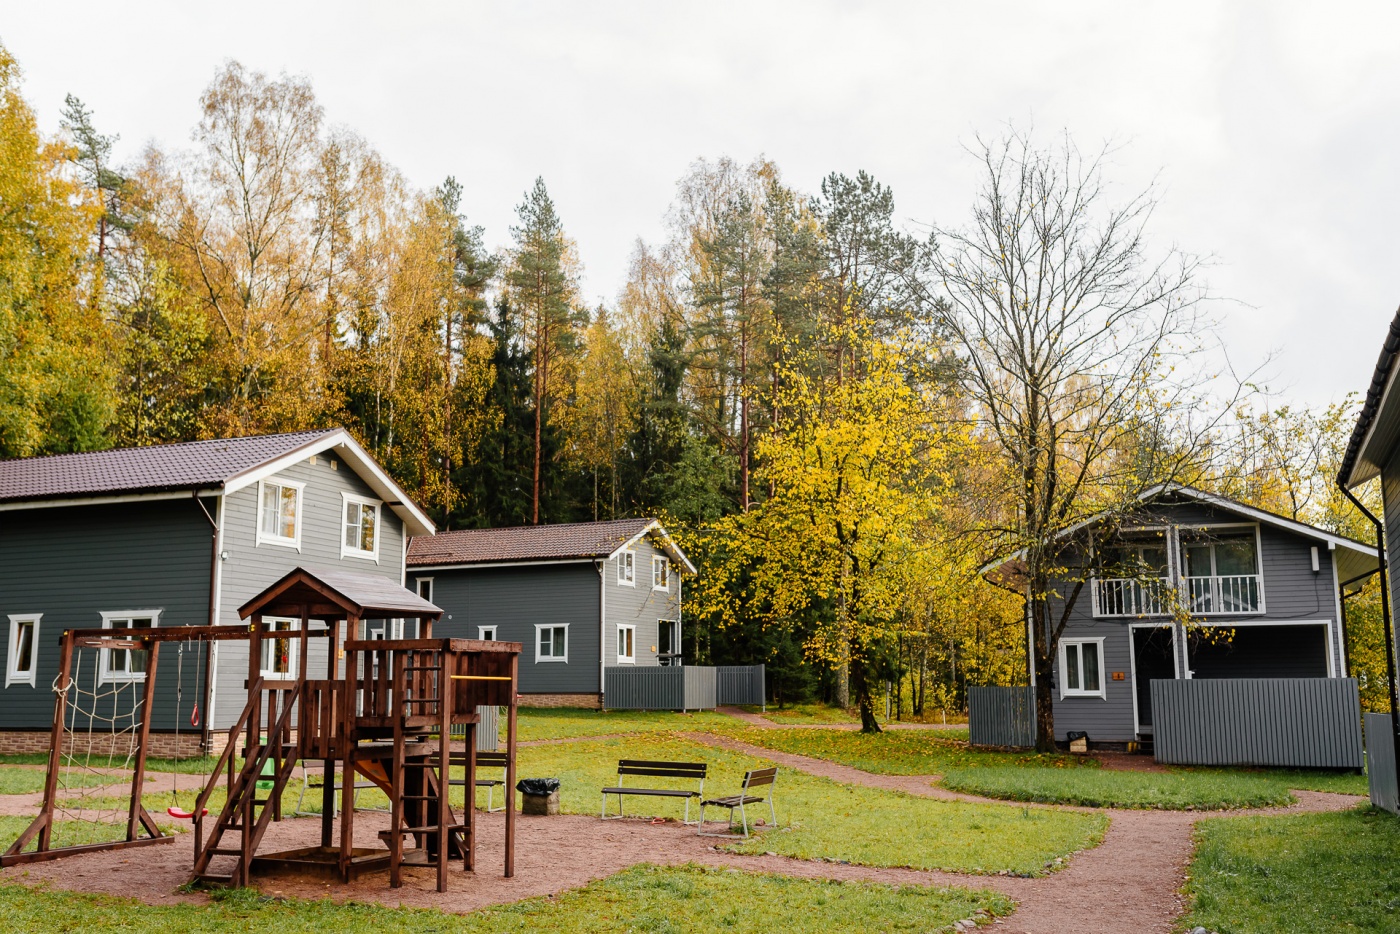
[535,623,568,663]
[99,610,162,684]
[6,614,41,688]
[478,625,498,641]
[618,549,636,586]
[340,491,382,561]
[1176,522,1267,616]
[259,617,301,680]
[256,479,305,550]
[652,555,670,592]
[617,623,636,664]
[1058,637,1107,699]
[416,577,434,603]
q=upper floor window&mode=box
[341,493,381,560]
[100,611,160,683]
[618,549,636,586]
[417,578,433,603]
[1181,530,1262,614]
[257,479,303,549]
[652,556,670,591]
[6,614,40,688]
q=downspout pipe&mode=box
[1337,482,1400,779]
[193,490,220,754]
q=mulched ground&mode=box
[0,734,1367,934]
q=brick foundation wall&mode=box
[520,693,602,709]
[0,731,207,759]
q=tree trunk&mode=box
[850,636,881,733]
[1031,596,1057,752]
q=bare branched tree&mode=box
[913,130,1246,750]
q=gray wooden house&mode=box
[1014,483,1375,749]
[0,429,434,755]
[1340,306,1400,808]
[406,519,696,707]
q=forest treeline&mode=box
[0,47,1389,723]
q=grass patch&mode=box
[520,733,1103,875]
[0,864,1013,931]
[0,753,229,775]
[730,727,1084,775]
[740,704,858,725]
[513,708,737,742]
[0,766,126,796]
[940,766,1294,810]
[0,814,181,851]
[1182,807,1400,932]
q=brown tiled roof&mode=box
[0,430,338,504]
[407,518,655,566]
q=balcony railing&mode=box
[1094,577,1171,617]
[1184,574,1262,614]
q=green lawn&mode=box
[740,704,858,725]
[728,727,1085,775]
[940,766,1295,810]
[0,814,181,851]
[520,733,1104,875]
[0,753,230,775]
[1182,807,1400,932]
[0,865,1013,932]
[0,766,128,796]
[512,708,738,742]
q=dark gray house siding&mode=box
[0,497,215,732]
[424,563,602,694]
[1044,500,1351,742]
[209,454,406,730]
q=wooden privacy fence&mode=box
[969,686,1035,747]
[1364,713,1398,814]
[604,665,764,711]
[1151,677,1364,768]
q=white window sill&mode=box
[1059,691,1107,701]
[616,658,636,665]
[257,536,301,550]
[4,675,35,688]
[535,656,567,663]
[340,548,379,562]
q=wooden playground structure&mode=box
[1,567,520,893]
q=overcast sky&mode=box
[4,0,1398,407]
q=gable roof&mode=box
[238,565,441,622]
[0,428,435,536]
[1340,304,1400,488]
[985,482,1379,587]
[407,517,697,573]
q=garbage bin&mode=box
[517,778,561,815]
[1067,730,1089,754]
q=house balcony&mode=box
[1184,574,1262,614]
[1093,577,1171,617]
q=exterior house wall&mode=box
[604,535,682,668]
[210,453,406,730]
[417,562,602,698]
[0,497,215,734]
[1045,501,1345,742]
[1383,452,1400,665]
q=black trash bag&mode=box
[1066,731,1088,742]
[516,778,561,796]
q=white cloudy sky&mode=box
[3,0,1398,406]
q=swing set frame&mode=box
[0,624,243,867]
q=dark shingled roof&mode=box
[1340,305,1400,487]
[239,566,441,621]
[407,518,655,566]
[0,430,338,504]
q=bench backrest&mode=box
[476,751,508,769]
[617,759,707,780]
[742,767,778,789]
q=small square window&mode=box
[536,624,568,662]
[6,614,40,688]
[100,612,160,683]
[618,550,636,586]
[257,480,303,548]
[652,556,670,591]
[478,625,497,641]
[617,624,636,663]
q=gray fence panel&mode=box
[604,666,684,710]
[1151,678,1363,768]
[450,706,501,751]
[1365,713,1398,814]
[968,686,1035,747]
[684,665,718,710]
[717,665,766,706]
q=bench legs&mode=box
[696,798,776,838]
[601,792,626,820]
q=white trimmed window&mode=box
[257,479,304,549]
[1059,638,1106,698]
[618,549,636,586]
[617,624,636,663]
[341,492,381,560]
[652,556,670,592]
[417,578,434,603]
[6,614,40,688]
[478,625,498,641]
[100,611,160,683]
[536,624,568,662]
[260,617,300,679]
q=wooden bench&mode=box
[601,759,707,825]
[447,750,508,813]
[697,767,778,838]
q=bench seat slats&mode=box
[602,786,699,797]
[702,794,766,807]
